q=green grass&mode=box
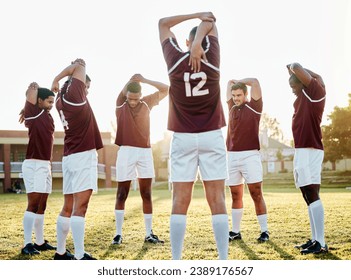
[0,181,350,260]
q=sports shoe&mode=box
[21,243,40,255]
[79,252,97,260]
[257,231,269,242]
[300,241,328,255]
[294,239,314,250]
[53,250,75,260]
[229,231,242,241]
[34,240,56,251]
[112,234,123,245]
[145,231,164,244]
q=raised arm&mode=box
[19,82,39,124]
[238,78,262,101]
[189,19,217,72]
[131,74,169,102]
[287,62,324,88]
[51,58,86,93]
[227,78,262,101]
[158,12,216,44]
[26,82,39,105]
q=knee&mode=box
[140,190,152,201]
[117,191,129,202]
[61,203,73,217]
[27,202,39,213]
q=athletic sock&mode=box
[144,214,152,236]
[231,208,243,233]
[309,200,325,247]
[71,215,85,260]
[257,214,268,233]
[212,214,229,260]
[170,214,187,260]
[23,211,36,246]
[114,210,124,236]
[56,215,70,255]
[308,205,316,241]
[34,213,45,245]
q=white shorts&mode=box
[170,129,227,182]
[116,146,155,181]
[62,149,98,194]
[293,148,324,188]
[226,150,263,186]
[22,159,52,193]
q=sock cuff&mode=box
[231,208,243,213]
[24,211,36,217]
[70,216,85,222]
[170,214,187,223]
[115,209,125,214]
[144,214,152,219]
[257,213,267,219]
[57,215,71,223]
[35,213,44,219]
[212,214,228,223]
[309,200,322,209]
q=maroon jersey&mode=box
[292,78,326,150]
[55,78,103,156]
[24,101,54,160]
[162,35,226,132]
[226,98,263,151]
[115,91,159,148]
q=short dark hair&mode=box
[231,82,247,94]
[189,26,198,41]
[37,88,55,100]
[127,82,141,93]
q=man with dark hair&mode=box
[52,58,103,260]
[225,78,269,243]
[159,12,228,260]
[287,62,327,254]
[20,82,56,255]
[112,74,168,246]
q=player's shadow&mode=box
[132,243,152,260]
[266,240,296,260]
[234,241,262,260]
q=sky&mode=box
[0,0,350,145]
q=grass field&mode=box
[1,176,351,260]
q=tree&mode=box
[322,93,351,167]
[259,113,285,145]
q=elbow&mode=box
[251,78,260,87]
[158,18,168,29]
[290,62,302,72]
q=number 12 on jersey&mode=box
[184,72,209,97]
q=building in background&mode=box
[0,130,118,193]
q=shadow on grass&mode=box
[266,240,296,260]
[235,241,262,260]
[132,242,152,260]
[10,253,32,260]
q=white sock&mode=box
[144,214,153,236]
[212,214,229,260]
[34,214,45,245]
[23,211,36,245]
[231,208,243,233]
[309,200,325,247]
[71,216,85,260]
[56,215,70,255]
[170,214,187,260]
[308,205,316,241]
[115,210,124,236]
[257,214,268,232]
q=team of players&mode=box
[19,12,327,260]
